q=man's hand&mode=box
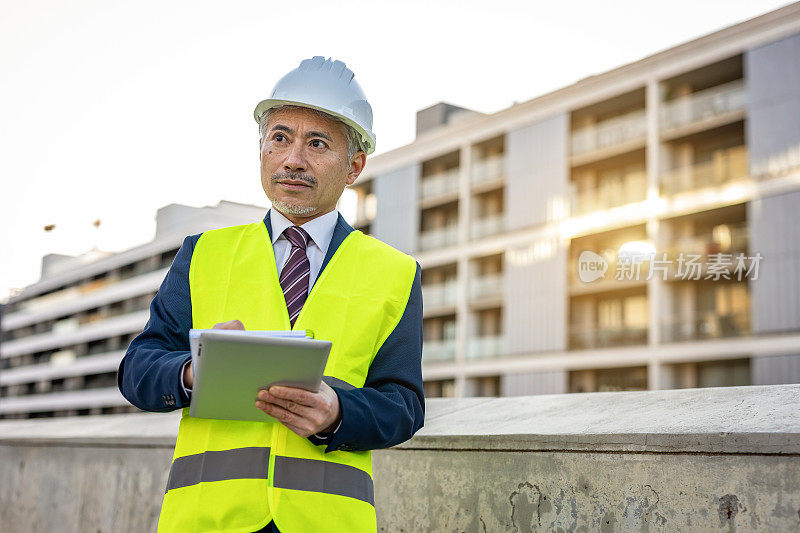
[255,381,341,438]
[183,320,246,389]
[213,319,245,331]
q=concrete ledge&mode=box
[1,385,799,532]
[406,385,800,454]
[2,385,796,453]
[0,411,181,447]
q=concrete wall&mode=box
[1,385,799,532]
[0,414,178,533]
[752,352,800,386]
[748,190,800,336]
[371,163,420,254]
[504,114,569,231]
[502,115,569,361]
[745,32,800,176]
[503,243,569,356]
[502,370,568,396]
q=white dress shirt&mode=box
[269,208,339,292]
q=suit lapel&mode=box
[264,211,273,241]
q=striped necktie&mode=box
[279,226,311,327]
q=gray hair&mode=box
[258,105,364,161]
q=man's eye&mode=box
[274,134,287,142]
[310,139,327,149]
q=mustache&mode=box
[272,171,317,186]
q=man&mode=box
[117,56,424,533]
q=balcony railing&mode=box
[667,222,749,259]
[466,335,505,359]
[422,281,457,308]
[470,214,504,239]
[571,110,647,157]
[662,146,748,195]
[423,339,457,362]
[661,310,750,342]
[470,273,503,300]
[419,225,459,251]
[661,79,746,131]
[471,155,504,185]
[571,172,647,215]
[420,169,460,200]
[569,325,648,349]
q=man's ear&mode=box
[346,151,367,186]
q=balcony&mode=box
[422,339,456,362]
[0,351,124,387]
[17,277,115,314]
[661,310,750,342]
[667,222,749,259]
[470,214,504,239]
[3,268,165,332]
[466,334,505,359]
[571,110,647,161]
[470,273,503,301]
[0,310,149,360]
[420,169,460,202]
[569,325,647,350]
[471,155,504,188]
[422,281,457,309]
[571,173,647,215]
[419,225,459,251]
[660,80,746,135]
[0,386,126,416]
[662,146,748,195]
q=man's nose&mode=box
[283,142,307,173]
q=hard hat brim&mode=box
[253,98,376,155]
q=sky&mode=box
[1,0,794,301]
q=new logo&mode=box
[577,251,608,283]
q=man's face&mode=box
[260,106,364,223]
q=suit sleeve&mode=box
[117,235,198,412]
[317,262,425,452]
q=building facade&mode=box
[347,4,800,398]
[0,201,266,418]
[3,5,800,418]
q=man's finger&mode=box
[268,386,319,406]
[255,401,314,435]
[264,395,316,418]
[212,319,245,330]
[255,400,297,425]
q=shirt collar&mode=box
[269,208,339,255]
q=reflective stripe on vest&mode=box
[166,448,373,505]
[273,456,374,505]
[166,447,270,491]
[157,221,416,533]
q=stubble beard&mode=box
[270,198,317,217]
[269,171,319,217]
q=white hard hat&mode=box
[253,56,376,155]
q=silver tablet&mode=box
[189,331,332,422]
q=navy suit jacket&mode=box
[117,211,424,452]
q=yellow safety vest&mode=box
[157,221,416,533]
